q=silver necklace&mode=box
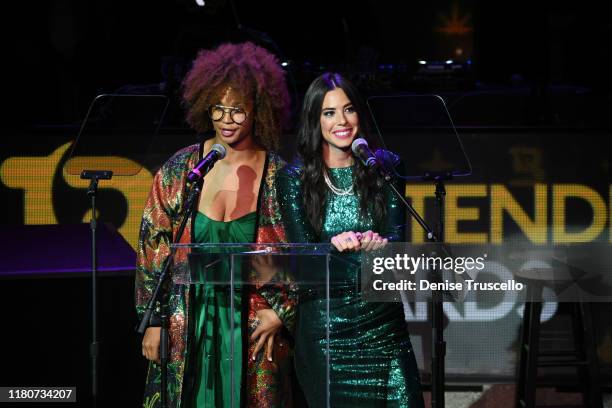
[323,169,354,196]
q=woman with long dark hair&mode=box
[279,72,424,406]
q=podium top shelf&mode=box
[171,242,332,255]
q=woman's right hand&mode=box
[142,327,161,364]
[330,231,362,252]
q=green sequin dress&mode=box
[191,211,256,407]
[278,165,424,408]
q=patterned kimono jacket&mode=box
[135,143,296,408]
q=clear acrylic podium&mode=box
[171,242,363,408]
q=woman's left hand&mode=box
[359,230,388,252]
[250,308,282,362]
[250,254,280,285]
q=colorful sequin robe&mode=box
[135,143,296,408]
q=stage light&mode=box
[418,60,427,65]
[195,0,205,6]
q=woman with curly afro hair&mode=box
[136,42,296,407]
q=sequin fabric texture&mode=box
[277,160,425,408]
[135,143,297,408]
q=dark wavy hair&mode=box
[297,72,386,234]
[182,42,290,150]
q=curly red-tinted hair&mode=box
[182,42,290,150]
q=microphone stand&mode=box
[377,166,450,408]
[136,181,201,408]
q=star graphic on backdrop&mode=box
[436,3,473,35]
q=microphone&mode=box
[187,143,227,183]
[351,138,379,169]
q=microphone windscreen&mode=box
[210,143,227,159]
[351,137,368,154]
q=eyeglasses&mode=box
[208,104,248,124]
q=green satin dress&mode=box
[279,166,424,408]
[191,211,257,408]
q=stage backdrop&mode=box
[1,126,610,388]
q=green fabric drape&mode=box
[192,211,256,407]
